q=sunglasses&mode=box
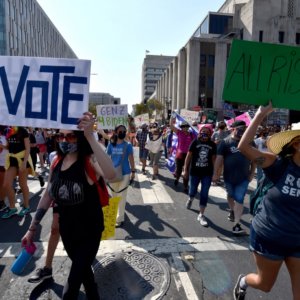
[56,133,77,142]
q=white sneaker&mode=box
[197,214,208,227]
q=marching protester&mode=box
[22,112,116,299]
[145,125,164,180]
[107,124,135,227]
[234,102,300,300]
[0,126,8,211]
[34,128,47,170]
[211,121,230,145]
[2,126,35,218]
[28,128,45,188]
[212,120,256,234]
[169,116,196,193]
[135,123,149,174]
[183,125,216,226]
[254,127,269,184]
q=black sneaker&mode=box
[38,175,45,187]
[232,223,245,235]
[233,274,247,300]
[228,210,235,222]
[28,267,53,283]
[0,201,8,212]
[186,197,193,209]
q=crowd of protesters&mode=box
[1,110,299,299]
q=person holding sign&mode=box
[21,113,115,300]
[234,102,300,300]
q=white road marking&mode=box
[135,164,173,204]
[0,237,248,258]
[171,252,199,300]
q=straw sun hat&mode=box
[267,130,300,154]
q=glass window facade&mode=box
[1,0,76,58]
[208,55,215,67]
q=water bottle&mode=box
[11,243,36,275]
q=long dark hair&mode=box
[278,137,298,158]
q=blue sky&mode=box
[37,0,224,112]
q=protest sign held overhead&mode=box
[223,40,300,110]
[0,56,91,129]
[96,104,128,129]
[134,113,149,128]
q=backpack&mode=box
[249,158,289,215]
[51,156,109,207]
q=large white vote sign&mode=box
[0,56,91,129]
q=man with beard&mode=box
[213,120,256,235]
[183,126,216,226]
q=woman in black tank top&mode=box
[21,113,116,300]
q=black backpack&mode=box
[250,158,289,215]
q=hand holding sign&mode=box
[77,112,95,137]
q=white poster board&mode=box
[180,109,200,124]
[0,56,91,129]
[134,113,149,127]
[96,104,128,129]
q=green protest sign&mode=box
[223,40,300,110]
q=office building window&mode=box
[259,31,263,42]
[240,28,244,40]
[199,76,206,88]
[200,54,206,66]
[296,33,300,45]
[279,31,284,43]
[208,76,214,89]
[288,0,295,17]
[208,55,215,67]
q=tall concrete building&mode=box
[141,55,174,103]
[0,0,76,58]
[155,0,300,123]
[89,92,120,106]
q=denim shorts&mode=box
[139,148,149,159]
[249,225,300,260]
[224,179,249,204]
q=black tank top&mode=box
[50,159,104,233]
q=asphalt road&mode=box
[0,152,292,300]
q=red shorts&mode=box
[37,144,47,153]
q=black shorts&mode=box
[9,157,30,169]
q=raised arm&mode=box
[238,102,276,169]
[78,112,116,181]
[169,116,179,134]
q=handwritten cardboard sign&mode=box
[134,113,149,127]
[102,196,121,240]
[180,109,200,123]
[96,104,128,130]
[223,40,300,110]
[0,56,90,129]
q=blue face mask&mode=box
[59,142,78,154]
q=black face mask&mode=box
[118,132,126,140]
